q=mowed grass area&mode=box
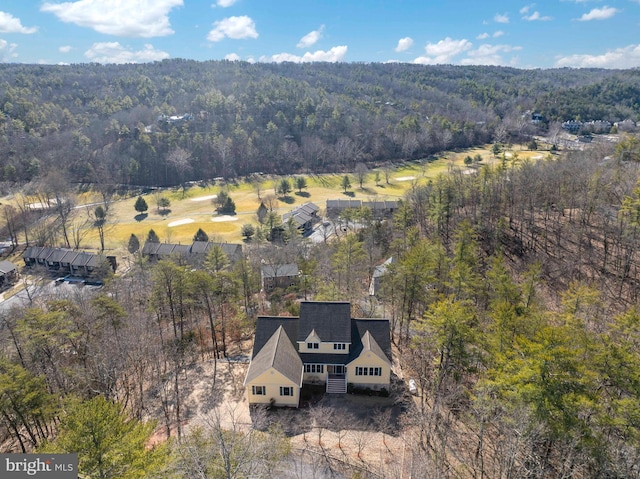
[5,144,548,257]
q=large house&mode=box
[244,301,392,407]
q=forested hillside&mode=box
[0,61,639,187]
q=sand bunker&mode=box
[395,176,416,181]
[190,195,217,202]
[168,218,195,227]
[211,215,238,222]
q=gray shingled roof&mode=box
[326,199,362,209]
[59,250,79,264]
[360,331,391,364]
[297,301,351,343]
[249,305,391,379]
[141,241,242,262]
[0,260,17,274]
[46,249,70,263]
[350,319,392,362]
[299,352,350,365]
[72,252,94,267]
[244,325,303,386]
[373,257,395,278]
[251,317,299,359]
[282,202,318,228]
[261,263,299,278]
[362,199,399,210]
[141,242,161,255]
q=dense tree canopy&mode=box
[0,61,638,187]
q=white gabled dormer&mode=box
[301,328,321,352]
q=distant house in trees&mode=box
[157,113,194,125]
[261,263,299,291]
[562,120,583,133]
[0,260,18,288]
[282,202,319,236]
[141,240,242,265]
[22,247,117,277]
[326,199,399,219]
[369,257,395,296]
[244,301,392,407]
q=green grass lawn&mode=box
[4,144,548,255]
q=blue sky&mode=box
[1,0,639,68]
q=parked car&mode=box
[409,379,418,395]
[64,275,84,284]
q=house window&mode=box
[304,364,324,373]
[307,342,319,349]
[252,385,265,395]
[355,367,381,376]
[280,386,293,396]
[333,343,346,350]
[371,367,382,376]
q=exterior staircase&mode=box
[326,374,347,394]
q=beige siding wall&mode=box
[298,341,351,354]
[246,368,300,407]
[347,352,390,389]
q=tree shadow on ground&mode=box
[134,213,148,222]
[280,196,295,204]
[295,191,311,198]
[360,187,377,195]
[376,184,386,189]
[158,209,171,217]
[342,191,355,197]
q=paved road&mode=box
[0,279,102,313]
[308,221,336,243]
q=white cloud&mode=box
[494,13,510,23]
[59,45,72,53]
[523,11,553,21]
[395,36,414,52]
[556,44,640,68]
[41,0,182,37]
[207,15,258,41]
[479,31,504,40]
[297,25,324,49]
[0,11,37,34]
[0,38,18,61]
[414,37,472,64]
[224,52,240,61]
[215,0,238,7]
[84,42,170,64]
[461,43,522,66]
[520,5,531,15]
[578,6,619,21]
[262,45,347,63]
